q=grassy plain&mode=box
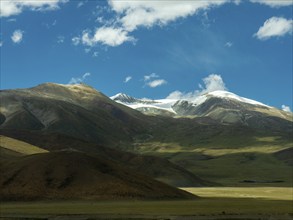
[182,187,293,200]
[1,187,292,219]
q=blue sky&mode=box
[0,0,292,111]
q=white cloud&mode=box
[79,27,135,47]
[147,79,167,88]
[0,41,3,47]
[57,35,65,43]
[200,11,215,28]
[68,72,91,84]
[167,74,227,100]
[11,30,23,43]
[144,73,159,81]
[225,41,233,47]
[74,0,240,47]
[282,105,291,112]
[144,73,167,88]
[109,1,233,32]
[202,74,227,92]
[254,17,293,40]
[250,0,293,7]
[0,0,68,17]
[72,37,81,46]
[124,76,132,83]
[77,1,86,8]
[95,17,104,24]
[167,91,186,100]
[93,51,99,57]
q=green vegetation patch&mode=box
[0,135,48,155]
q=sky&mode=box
[0,0,292,111]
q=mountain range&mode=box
[111,90,292,127]
[0,83,292,200]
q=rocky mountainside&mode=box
[1,83,292,146]
[111,90,292,129]
[0,83,150,147]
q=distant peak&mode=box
[111,93,132,99]
[111,93,137,103]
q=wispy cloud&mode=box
[200,11,215,28]
[0,41,3,47]
[77,1,87,8]
[250,0,293,7]
[7,18,16,22]
[124,76,132,83]
[144,73,159,81]
[282,105,291,112]
[72,37,80,46]
[167,74,227,99]
[57,35,65,43]
[254,17,293,40]
[93,51,99,57]
[0,0,68,17]
[225,41,233,47]
[44,20,57,29]
[147,79,167,88]
[68,72,91,84]
[11,30,24,44]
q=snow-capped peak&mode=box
[206,90,270,107]
[111,93,159,105]
[111,93,137,103]
[111,93,131,100]
[111,90,273,117]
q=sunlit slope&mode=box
[182,187,293,200]
[0,135,48,155]
[0,83,150,147]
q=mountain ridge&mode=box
[111,90,292,125]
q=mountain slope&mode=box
[0,83,151,147]
[0,131,210,187]
[111,90,292,130]
[0,151,196,201]
[1,83,292,188]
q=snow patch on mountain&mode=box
[111,90,272,115]
[207,91,271,108]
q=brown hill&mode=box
[0,83,150,147]
[0,151,196,201]
[0,130,210,187]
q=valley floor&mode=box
[1,187,292,220]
